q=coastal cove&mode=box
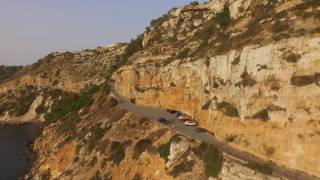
[0,123,41,180]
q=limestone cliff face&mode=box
[114,0,320,177]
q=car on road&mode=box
[175,112,182,118]
[158,118,170,124]
[195,127,207,132]
[178,116,192,122]
[184,121,197,126]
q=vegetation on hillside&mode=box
[193,143,224,177]
[0,66,22,83]
[44,85,99,125]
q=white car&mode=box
[178,115,191,120]
[184,121,197,126]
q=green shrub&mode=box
[150,14,169,27]
[246,163,273,175]
[57,112,81,134]
[15,91,36,116]
[133,138,152,159]
[90,171,102,180]
[169,161,195,177]
[232,56,241,65]
[109,141,126,165]
[202,100,212,110]
[215,6,231,28]
[194,143,223,177]
[158,140,171,162]
[194,17,217,44]
[75,144,82,155]
[133,174,143,180]
[239,71,257,87]
[189,1,199,6]
[272,21,290,33]
[243,4,271,38]
[35,102,47,114]
[0,66,21,83]
[44,85,99,125]
[252,109,269,121]
[111,34,144,74]
[225,134,237,143]
[175,48,190,60]
[263,145,275,157]
[40,169,51,180]
[217,101,240,118]
[290,75,316,86]
[87,126,106,152]
[158,136,180,162]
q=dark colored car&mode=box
[195,127,207,133]
[166,109,178,114]
[175,112,182,118]
[158,118,170,124]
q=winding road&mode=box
[109,82,319,180]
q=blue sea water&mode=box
[0,124,40,180]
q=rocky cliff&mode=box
[113,0,320,177]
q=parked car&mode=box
[158,118,170,124]
[175,112,182,118]
[195,127,207,132]
[184,121,197,126]
[178,116,192,122]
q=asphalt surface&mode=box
[109,82,319,180]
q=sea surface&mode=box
[0,124,40,180]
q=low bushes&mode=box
[87,126,106,152]
[57,112,81,134]
[150,14,169,27]
[215,6,231,28]
[246,162,273,175]
[238,71,257,87]
[169,161,195,177]
[291,74,319,86]
[158,135,180,162]
[225,134,238,143]
[202,100,212,110]
[252,109,269,121]
[217,101,240,118]
[44,85,99,125]
[15,90,37,116]
[133,138,152,159]
[158,140,171,162]
[194,143,224,177]
[109,141,126,165]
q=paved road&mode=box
[109,82,319,180]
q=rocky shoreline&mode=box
[0,120,43,128]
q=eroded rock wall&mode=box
[114,36,320,176]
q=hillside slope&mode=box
[0,44,126,122]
